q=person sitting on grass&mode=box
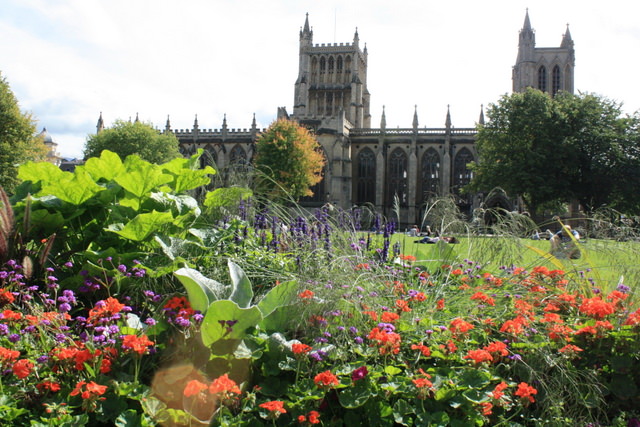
[415,236,458,244]
[550,225,581,259]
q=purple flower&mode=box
[145,318,157,326]
[351,366,368,382]
[8,334,20,343]
[354,336,364,344]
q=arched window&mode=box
[319,57,326,83]
[420,148,440,202]
[337,56,343,75]
[537,66,547,93]
[345,56,352,83]
[355,148,376,204]
[229,145,247,165]
[552,65,561,96]
[387,148,408,206]
[311,57,318,84]
[200,145,217,169]
[453,148,474,194]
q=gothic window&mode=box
[552,65,561,96]
[537,66,547,92]
[420,148,440,201]
[311,57,318,84]
[319,57,326,83]
[200,145,217,169]
[337,56,343,75]
[326,92,333,116]
[387,148,408,206]
[229,145,247,165]
[345,56,352,83]
[453,148,473,194]
[328,56,334,74]
[355,148,376,204]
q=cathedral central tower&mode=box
[293,14,371,128]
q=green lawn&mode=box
[390,233,640,298]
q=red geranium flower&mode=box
[259,400,287,414]
[514,382,537,403]
[183,380,208,398]
[122,334,154,355]
[314,370,339,387]
[292,343,312,355]
[12,359,34,379]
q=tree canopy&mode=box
[84,119,181,164]
[469,88,640,215]
[253,119,325,200]
[0,72,47,193]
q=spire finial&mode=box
[445,105,451,128]
[412,105,419,129]
[380,105,386,129]
[478,104,485,126]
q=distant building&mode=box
[97,11,574,223]
[38,127,62,167]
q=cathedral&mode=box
[107,11,575,224]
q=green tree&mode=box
[254,119,325,200]
[0,72,47,193]
[84,119,181,164]
[469,88,569,215]
[469,88,640,215]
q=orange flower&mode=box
[209,373,241,395]
[183,380,208,397]
[362,310,378,321]
[412,377,433,388]
[559,344,583,354]
[579,296,616,319]
[481,401,493,416]
[1,309,22,321]
[399,254,416,262]
[355,263,370,270]
[314,370,339,387]
[299,290,314,299]
[470,291,495,306]
[491,382,509,400]
[307,410,321,424]
[292,343,312,354]
[367,327,401,355]
[449,317,474,334]
[259,400,287,414]
[436,298,445,310]
[514,382,537,403]
[88,297,125,324]
[451,269,463,276]
[12,359,34,379]
[499,315,529,335]
[36,381,61,393]
[395,299,411,312]
[411,343,431,357]
[464,349,493,364]
[381,311,400,323]
[122,334,154,355]
[0,288,15,306]
[484,341,508,356]
[0,346,20,364]
[70,380,107,400]
[624,308,640,326]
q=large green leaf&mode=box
[201,300,262,347]
[41,169,105,205]
[227,260,253,308]
[108,211,174,241]
[173,267,226,313]
[338,380,372,408]
[257,279,297,317]
[81,150,126,182]
[18,161,66,184]
[115,156,173,198]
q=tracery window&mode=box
[387,148,408,206]
[229,145,247,165]
[420,148,440,201]
[552,65,561,96]
[453,148,473,194]
[537,66,547,92]
[200,145,217,169]
[355,148,376,204]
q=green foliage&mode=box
[84,119,181,164]
[0,72,47,193]
[471,88,640,215]
[254,119,325,200]
[11,149,215,266]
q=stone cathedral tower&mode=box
[293,13,371,128]
[512,10,575,95]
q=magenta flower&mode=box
[351,366,368,382]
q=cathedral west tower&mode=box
[512,10,575,95]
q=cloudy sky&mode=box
[2,0,639,158]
